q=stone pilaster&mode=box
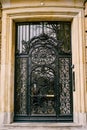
[85,1,87,115]
[0,3,2,114]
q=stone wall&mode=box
[0,3,2,113]
[0,0,87,129]
[0,10,1,64]
[85,1,87,112]
[0,5,1,70]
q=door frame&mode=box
[0,7,86,125]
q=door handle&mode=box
[72,71,75,91]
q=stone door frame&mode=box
[0,6,86,126]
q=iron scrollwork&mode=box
[59,58,71,114]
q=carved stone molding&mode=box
[0,0,84,9]
[1,0,10,8]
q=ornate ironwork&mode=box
[30,66,56,115]
[14,22,73,122]
[15,57,28,115]
[59,58,71,114]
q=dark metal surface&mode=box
[14,22,73,122]
[72,71,75,91]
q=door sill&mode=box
[4,122,82,127]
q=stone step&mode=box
[0,123,87,130]
[0,127,87,130]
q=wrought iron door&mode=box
[14,22,73,122]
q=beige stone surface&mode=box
[0,127,87,130]
[85,2,87,114]
[85,2,87,16]
[0,123,87,130]
[1,0,84,8]
[0,6,2,113]
[85,18,87,31]
[85,33,87,47]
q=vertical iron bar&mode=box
[42,22,44,34]
[29,23,30,41]
[69,59,73,117]
[18,25,20,53]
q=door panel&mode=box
[14,22,73,122]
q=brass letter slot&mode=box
[46,95,54,97]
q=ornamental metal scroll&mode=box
[29,34,58,115]
[20,33,63,55]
